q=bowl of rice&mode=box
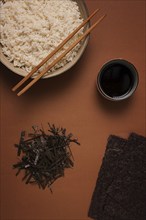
[0,0,90,78]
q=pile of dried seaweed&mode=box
[13,123,80,191]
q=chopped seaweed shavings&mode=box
[13,124,80,191]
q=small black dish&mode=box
[97,59,139,101]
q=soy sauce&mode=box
[99,64,134,97]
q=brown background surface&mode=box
[0,1,146,220]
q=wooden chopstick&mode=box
[17,14,106,96]
[12,8,99,92]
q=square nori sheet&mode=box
[88,133,146,220]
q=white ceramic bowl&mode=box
[0,0,90,78]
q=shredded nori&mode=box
[13,123,80,191]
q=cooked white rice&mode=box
[0,0,83,75]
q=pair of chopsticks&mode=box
[12,9,106,96]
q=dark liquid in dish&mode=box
[100,64,134,97]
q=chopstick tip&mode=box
[12,87,16,92]
[99,14,107,22]
[17,92,22,97]
[96,8,100,12]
